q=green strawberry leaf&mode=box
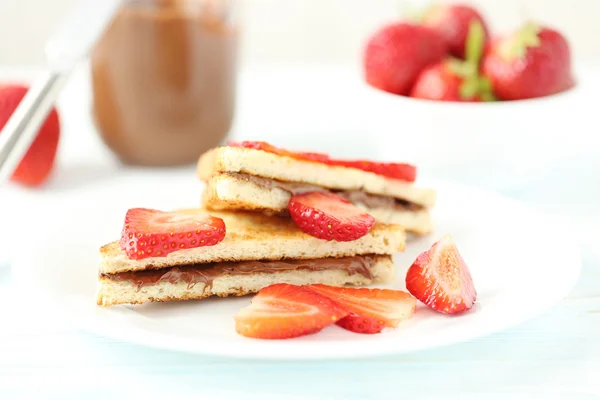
[478,77,497,101]
[500,22,541,60]
[459,77,479,99]
[458,76,497,101]
[465,20,485,66]
[448,58,476,78]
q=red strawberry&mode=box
[410,60,495,102]
[288,192,375,241]
[423,4,490,59]
[410,21,495,102]
[229,141,417,182]
[119,208,226,260]
[335,313,386,334]
[235,283,349,339]
[363,23,447,95]
[227,140,293,157]
[405,234,476,314]
[308,284,417,333]
[0,84,60,187]
[329,160,417,182]
[482,23,575,100]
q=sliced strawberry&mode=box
[288,192,375,241]
[336,313,386,334]
[227,140,291,157]
[307,284,417,332]
[329,160,417,182]
[119,208,226,260]
[405,234,477,314]
[227,140,416,182]
[235,283,349,339]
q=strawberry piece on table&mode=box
[405,234,477,314]
[422,4,490,59]
[308,284,417,333]
[288,192,376,242]
[482,23,575,100]
[120,208,226,260]
[0,84,60,187]
[235,283,349,339]
[363,23,447,95]
[410,21,495,102]
[229,140,417,182]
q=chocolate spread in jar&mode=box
[91,0,237,166]
[101,255,379,292]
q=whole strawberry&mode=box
[423,3,490,59]
[410,61,494,102]
[363,23,447,95]
[482,23,575,100]
[0,84,60,187]
[410,21,495,102]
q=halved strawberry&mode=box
[228,140,416,182]
[119,208,226,260]
[307,284,417,333]
[288,192,375,241]
[405,234,477,314]
[235,283,349,339]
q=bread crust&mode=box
[96,256,395,306]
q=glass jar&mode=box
[91,0,238,166]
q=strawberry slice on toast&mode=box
[308,284,417,334]
[235,283,349,339]
[120,208,226,260]
[228,140,417,182]
[405,234,477,314]
[288,192,376,242]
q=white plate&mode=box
[10,172,581,360]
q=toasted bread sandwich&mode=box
[97,208,404,306]
[197,141,436,235]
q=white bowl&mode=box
[361,70,593,192]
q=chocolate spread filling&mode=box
[102,255,378,292]
[227,172,423,211]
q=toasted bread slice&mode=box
[197,146,437,208]
[100,209,405,275]
[97,255,395,306]
[202,172,434,235]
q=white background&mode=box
[0,0,600,67]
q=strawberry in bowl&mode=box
[361,3,579,190]
[410,20,495,102]
[363,22,447,96]
[422,3,490,60]
[482,23,575,100]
